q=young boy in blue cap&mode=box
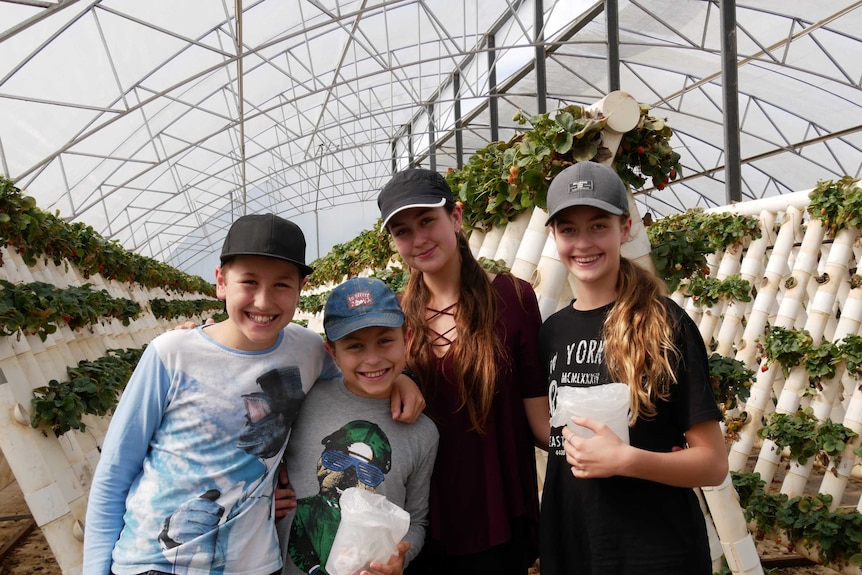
[279,277,438,575]
[84,214,423,575]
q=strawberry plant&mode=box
[0,280,142,341]
[759,408,821,465]
[149,298,223,322]
[445,102,680,231]
[370,267,411,295]
[613,105,682,191]
[758,407,857,467]
[685,274,753,308]
[646,208,761,293]
[762,325,813,376]
[803,340,841,391]
[708,353,754,412]
[807,176,862,238]
[840,334,862,378]
[299,291,329,315]
[306,221,397,288]
[30,346,145,436]
[732,472,862,566]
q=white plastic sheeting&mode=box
[1,0,860,275]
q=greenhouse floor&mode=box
[0,474,850,575]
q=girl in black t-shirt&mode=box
[539,162,728,575]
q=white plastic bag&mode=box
[550,382,631,444]
[325,487,410,575]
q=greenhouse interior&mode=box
[0,1,861,574]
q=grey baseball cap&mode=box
[545,162,629,225]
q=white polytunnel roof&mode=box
[1,0,860,277]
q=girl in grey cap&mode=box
[539,161,727,575]
[377,168,549,575]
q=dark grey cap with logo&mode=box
[545,162,629,225]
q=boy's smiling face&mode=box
[326,325,407,399]
[213,255,303,351]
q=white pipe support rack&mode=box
[510,207,551,281]
[493,210,532,268]
[467,228,485,258]
[701,474,764,575]
[533,235,569,321]
[476,225,505,262]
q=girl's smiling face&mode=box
[386,204,462,276]
[550,205,632,301]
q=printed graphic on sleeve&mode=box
[288,421,392,574]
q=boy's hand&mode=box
[360,541,410,575]
[390,374,425,423]
[274,465,297,520]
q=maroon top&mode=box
[421,275,545,562]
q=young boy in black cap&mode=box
[84,215,423,575]
[279,277,438,575]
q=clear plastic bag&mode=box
[325,487,410,575]
[550,382,631,444]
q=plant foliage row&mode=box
[733,471,862,567]
[0,280,141,341]
[30,347,146,436]
[149,298,225,322]
[0,176,214,297]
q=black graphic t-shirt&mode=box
[538,298,721,575]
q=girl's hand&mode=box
[562,416,631,478]
[359,541,410,575]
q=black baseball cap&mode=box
[377,168,454,230]
[220,213,314,277]
[545,162,629,225]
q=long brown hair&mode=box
[603,254,680,422]
[400,207,502,433]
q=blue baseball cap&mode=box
[323,277,405,341]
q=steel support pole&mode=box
[454,72,463,168]
[488,34,500,142]
[407,124,414,166]
[606,0,620,91]
[720,0,742,203]
[427,103,436,171]
[535,0,547,114]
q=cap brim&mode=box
[380,197,448,230]
[220,252,314,277]
[545,198,625,225]
[325,312,405,341]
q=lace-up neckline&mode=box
[426,301,457,358]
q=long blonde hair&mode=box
[400,213,502,433]
[603,253,680,423]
